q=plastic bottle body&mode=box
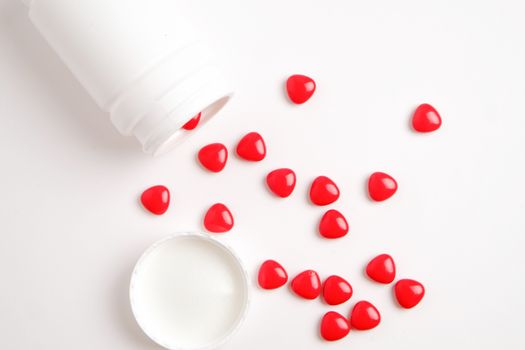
[25,0,232,155]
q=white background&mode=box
[1,0,525,349]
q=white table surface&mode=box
[1,0,525,348]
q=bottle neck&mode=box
[133,76,232,156]
[108,43,233,156]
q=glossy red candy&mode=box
[291,270,321,300]
[140,185,170,215]
[412,103,442,132]
[320,311,351,341]
[182,112,201,130]
[309,176,340,206]
[236,132,266,161]
[395,279,425,309]
[258,260,288,290]
[366,254,396,284]
[266,168,296,198]
[198,143,228,172]
[286,74,316,104]
[203,203,234,233]
[319,209,349,239]
[368,172,397,202]
[323,275,353,305]
[350,301,381,330]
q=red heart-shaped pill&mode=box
[319,209,349,239]
[320,311,351,341]
[395,279,425,309]
[236,132,266,161]
[366,254,396,284]
[203,203,234,233]
[350,301,381,330]
[412,103,442,132]
[323,275,353,305]
[291,270,321,299]
[368,172,397,202]
[182,112,201,130]
[266,168,296,198]
[309,176,340,206]
[198,143,228,172]
[140,185,170,215]
[286,74,316,104]
[258,260,288,290]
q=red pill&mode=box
[291,270,321,300]
[198,143,228,172]
[258,260,288,290]
[203,203,234,233]
[350,301,381,330]
[236,132,266,161]
[323,275,353,305]
[286,74,316,104]
[140,185,170,215]
[368,172,397,202]
[309,176,340,206]
[320,311,351,341]
[395,279,425,309]
[412,103,442,132]
[181,112,201,130]
[266,168,296,198]
[366,254,396,284]
[319,209,349,239]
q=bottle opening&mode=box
[151,94,231,157]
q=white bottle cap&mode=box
[23,0,233,155]
[130,233,249,350]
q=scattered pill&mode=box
[136,78,434,339]
[203,203,234,233]
[412,103,441,132]
[291,270,321,300]
[286,74,316,104]
[319,209,349,239]
[394,279,425,309]
[350,301,381,330]
[366,254,396,284]
[309,176,340,206]
[198,143,228,172]
[236,132,267,161]
[368,172,397,202]
[258,260,288,290]
[322,275,353,306]
[266,168,296,198]
[320,311,351,341]
[140,185,170,215]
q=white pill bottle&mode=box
[21,0,233,156]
